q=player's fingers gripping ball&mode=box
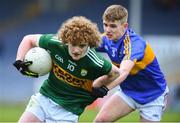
[13,60,31,70]
[13,60,38,77]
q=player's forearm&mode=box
[106,60,134,90]
[93,71,119,88]
[93,75,109,87]
[106,69,129,90]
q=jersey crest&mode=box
[81,69,88,76]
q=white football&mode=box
[24,47,52,76]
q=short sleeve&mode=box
[123,35,146,62]
[39,34,61,50]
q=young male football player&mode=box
[13,16,120,123]
[94,5,169,122]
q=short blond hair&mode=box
[103,5,128,24]
[58,16,101,48]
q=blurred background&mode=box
[0,0,180,122]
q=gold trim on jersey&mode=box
[53,63,92,92]
[130,43,155,75]
[112,61,120,68]
[123,34,131,60]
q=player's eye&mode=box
[103,23,108,27]
[110,24,117,28]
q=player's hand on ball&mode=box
[91,85,109,98]
[13,60,39,78]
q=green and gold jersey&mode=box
[38,34,112,115]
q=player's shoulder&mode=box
[41,34,62,44]
[86,49,105,68]
[127,29,146,45]
[41,34,55,39]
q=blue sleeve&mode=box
[124,35,146,62]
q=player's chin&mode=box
[109,37,117,41]
[106,35,113,40]
[72,56,81,61]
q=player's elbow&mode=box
[22,34,40,47]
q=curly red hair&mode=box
[58,16,101,48]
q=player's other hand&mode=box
[13,60,38,78]
[91,85,109,98]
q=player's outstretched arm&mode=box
[91,60,134,98]
[106,60,134,90]
[93,64,120,88]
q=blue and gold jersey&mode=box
[97,29,167,104]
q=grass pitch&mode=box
[0,103,180,122]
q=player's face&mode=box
[103,20,128,41]
[68,42,89,60]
